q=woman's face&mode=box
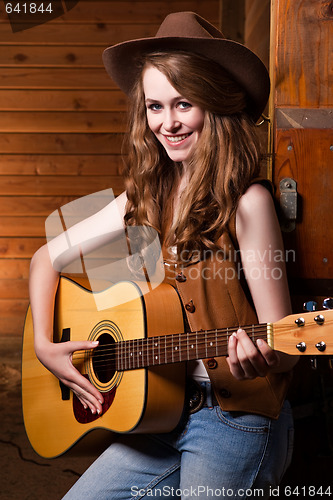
[142,66,205,166]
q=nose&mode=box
[162,108,181,132]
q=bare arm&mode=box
[29,191,127,413]
[227,183,299,379]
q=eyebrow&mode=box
[144,96,187,105]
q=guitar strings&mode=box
[71,324,270,363]
[70,321,324,373]
[69,323,300,367]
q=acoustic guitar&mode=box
[22,276,333,458]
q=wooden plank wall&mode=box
[0,1,220,337]
[271,0,333,299]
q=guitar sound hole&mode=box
[92,333,116,383]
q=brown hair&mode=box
[122,51,262,263]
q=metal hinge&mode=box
[279,178,297,232]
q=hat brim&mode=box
[103,36,270,122]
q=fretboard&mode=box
[116,324,269,371]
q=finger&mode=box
[66,340,99,354]
[60,362,104,408]
[227,333,245,380]
[235,329,268,377]
[256,339,280,368]
[70,381,103,414]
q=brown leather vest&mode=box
[162,217,292,419]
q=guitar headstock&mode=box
[271,309,333,356]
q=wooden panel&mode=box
[0,299,29,335]
[273,0,333,107]
[0,133,124,153]
[0,1,219,23]
[0,217,45,237]
[0,90,127,110]
[0,175,123,195]
[49,1,219,23]
[274,127,333,280]
[0,155,123,175]
[245,0,270,69]
[0,259,30,279]
[0,68,113,88]
[0,111,126,132]
[221,0,245,43]
[0,238,45,258]
[0,0,221,336]
[0,279,29,298]
[0,298,28,315]
[0,23,158,44]
[0,45,107,66]
[0,196,84,215]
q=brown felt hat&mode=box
[102,12,270,122]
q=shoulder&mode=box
[237,182,273,217]
[236,183,279,243]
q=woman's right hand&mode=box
[35,339,104,415]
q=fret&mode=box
[129,339,132,370]
[173,335,178,362]
[146,337,150,367]
[126,339,129,370]
[116,342,119,371]
[121,339,125,371]
[225,327,229,356]
[252,324,255,345]
[205,330,208,358]
[178,332,181,362]
[157,338,160,365]
[137,338,140,369]
[153,338,159,365]
[186,331,189,361]
[163,334,167,365]
[121,340,124,371]
[215,329,218,357]
[171,334,174,364]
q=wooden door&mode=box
[270,0,333,491]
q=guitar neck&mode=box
[116,324,270,371]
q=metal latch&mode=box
[279,178,297,232]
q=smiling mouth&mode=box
[165,133,192,144]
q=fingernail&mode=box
[257,339,264,347]
[92,341,99,346]
[98,399,103,404]
[97,409,101,415]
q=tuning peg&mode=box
[303,300,318,312]
[323,298,333,310]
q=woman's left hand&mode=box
[227,329,280,380]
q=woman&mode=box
[29,12,298,499]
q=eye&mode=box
[147,103,162,111]
[178,101,192,110]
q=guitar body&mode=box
[22,277,186,458]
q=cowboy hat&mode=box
[102,11,270,122]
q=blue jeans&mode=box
[63,383,293,499]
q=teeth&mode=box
[166,134,189,143]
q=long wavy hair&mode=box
[122,51,262,263]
